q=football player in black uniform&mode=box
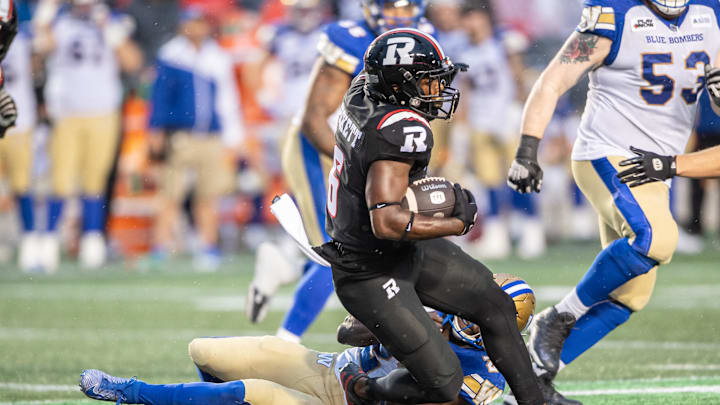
[314,29,544,405]
[0,0,18,138]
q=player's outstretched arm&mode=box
[521,31,611,139]
[676,145,720,178]
[508,31,611,194]
[617,144,720,185]
[299,58,351,157]
[366,160,468,240]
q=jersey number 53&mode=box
[640,51,709,105]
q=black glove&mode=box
[452,183,477,235]
[507,135,543,193]
[617,146,676,187]
[706,64,720,108]
[0,88,17,138]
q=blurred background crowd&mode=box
[0,0,717,273]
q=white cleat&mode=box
[79,232,107,270]
[470,218,511,260]
[517,219,547,260]
[246,241,301,323]
[18,233,41,272]
[40,234,60,274]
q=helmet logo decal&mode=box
[382,37,415,65]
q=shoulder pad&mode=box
[374,109,433,156]
[377,109,431,132]
[317,20,372,76]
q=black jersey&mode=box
[326,74,434,251]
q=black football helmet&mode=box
[0,0,17,62]
[363,28,467,120]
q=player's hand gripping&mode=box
[0,88,17,138]
[706,64,720,108]
[507,135,543,193]
[617,146,676,187]
[452,183,477,235]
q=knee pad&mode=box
[608,238,657,278]
[188,338,213,367]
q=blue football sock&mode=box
[82,196,106,233]
[575,238,657,307]
[511,189,537,216]
[136,380,247,405]
[16,194,35,232]
[47,197,65,232]
[486,187,502,217]
[560,300,632,365]
[281,261,334,337]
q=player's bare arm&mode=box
[676,145,720,178]
[366,160,466,240]
[299,58,351,157]
[509,31,611,194]
[521,31,611,139]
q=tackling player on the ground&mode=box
[506,0,720,401]
[79,275,536,405]
[310,28,542,405]
[247,0,436,342]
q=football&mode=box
[494,273,536,332]
[401,177,456,218]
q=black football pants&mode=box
[323,238,544,405]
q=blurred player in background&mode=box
[147,6,243,272]
[0,19,38,271]
[80,275,535,405]
[456,0,545,260]
[34,0,142,271]
[506,0,720,402]
[247,0,435,343]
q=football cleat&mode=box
[537,373,582,405]
[79,369,141,405]
[339,362,378,405]
[246,285,271,324]
[528,306,576,377]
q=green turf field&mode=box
[1,241,720,404]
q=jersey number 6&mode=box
[640,51,710,105]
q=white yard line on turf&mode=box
[0,383,77,392]
[566,385,720,396]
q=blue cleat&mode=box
[79,369,141,405]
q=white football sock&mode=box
[555,288,589,320]
[276,328,302,343]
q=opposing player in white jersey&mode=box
[456,1,545,260]
[506,0,720,401]
[0,24,38,271]
[79,275,535,405]
[34,0,141,271]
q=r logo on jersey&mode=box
[382,278,400,300]
[382,37,415,65]
[400,126,428,153]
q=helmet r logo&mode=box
[382,37,415,65]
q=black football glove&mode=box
[706,64,720,109]
[0,88,17,138]
[507,135,543,193]
[617,146,676,187]
[452,183,477,235]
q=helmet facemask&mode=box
[389,60,466,120]
[363,0,427,33]
[648,0,689,17]
[442,314,484,349]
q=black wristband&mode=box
[400,211,415,241]
[516,134,541,161]
[670,156,677,177]
[369,201,401,211]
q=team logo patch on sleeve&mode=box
[577,6,615,32]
